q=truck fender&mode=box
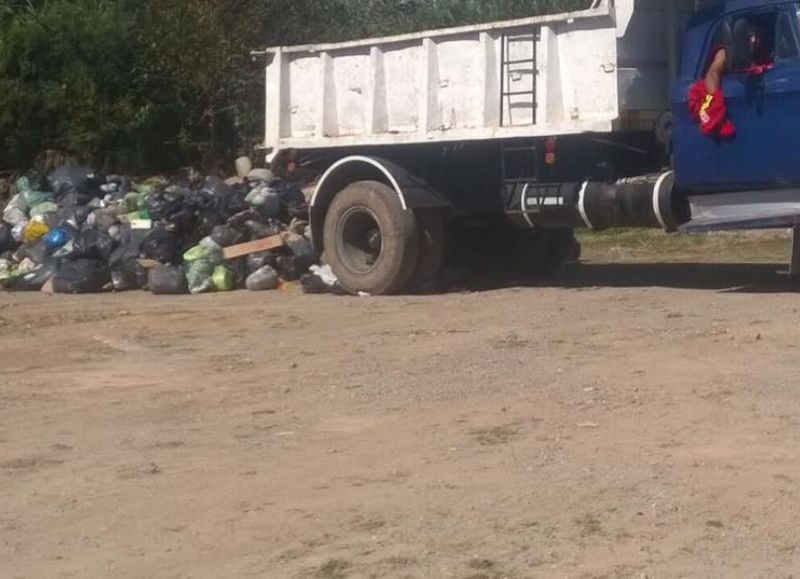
[309,155,451,254]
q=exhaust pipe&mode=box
[508,171,689,232]
[577,171,687,232]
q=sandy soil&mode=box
[3,234,800,578]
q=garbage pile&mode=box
[0,163,342,295]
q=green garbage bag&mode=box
[16,176,53,208]
[29,202,59,219]
[213,265,234,292]
[186,259,215,295]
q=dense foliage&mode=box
[0,0,587,173]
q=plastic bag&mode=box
[16,176,53,208]
[300,265,342,295]
[48,165,102,203]
[210,225,243,248]
[52,259,110,294]
[276,254,314,282]
[15,240,50,264]
[23,221,50,244]
[275,181,309,219]
[72,228,117,261]
[110,259,140,292]
[55,204,93,228]
[148,265,188,295]
[5,260,59,292]
[246,250,277,274]
[245,185,281,218]
[183,239,222,264]
[284,232,314,260]
[3,194,29,225]
[201,176,234,201]
[227,208,262,229]
[44,227,70,250]
[186,259,215,294]
[29,201,59,219]
[140,229,182,265]
[212,265,234,292]
[246,265,279,291]
[0,224,18,252]
[146,188,192,227]
[11,221,28,243]
[245,219,283,240]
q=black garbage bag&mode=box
[0,224,18,253]
[56,203,94,228]
[276,254,314,282]
[109,239,141,266]
[147,188,196,234]
[15,240,51,265]
[246,219,283,240]
[190,192,226,238]
[227,258,248,290]
[201,176,234,201]
[73,228,118,261]
[6,260,59,292]
[246,265,280,291]
[300,273,333,294]
[52,259,110,294]
[140,229,182,265]
[148,265,188,295]
[109,241,143,292]
[210,225,244,248]
[48,165,103,204]
[135,261,150,290]
[225,188,250,218]
[275,181,309,219]
[227,207,262,230]
[111,259,140,292]
[246,250,277,274]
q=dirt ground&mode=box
[3,231,800,579]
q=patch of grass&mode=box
[315,559,351,579]
[575,513,605,537]
[468,559,496,570]
[577,229,789,264]
[469,424,519,446]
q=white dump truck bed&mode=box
[262,0,689,154]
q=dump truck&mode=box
[258,0,800,294]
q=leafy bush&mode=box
[0,0,589,172]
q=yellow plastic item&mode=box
[23,221,50,244]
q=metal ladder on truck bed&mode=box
[500,29,538,127]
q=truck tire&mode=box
[323,180,419,295]
[408,210,445,291]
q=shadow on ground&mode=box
[441,262,800,294]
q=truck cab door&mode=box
[674,4,800,193]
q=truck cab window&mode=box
[775,11,800,60]
[727,13,778,71]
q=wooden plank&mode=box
[223,234,285,260]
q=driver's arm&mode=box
[705,48,727,93]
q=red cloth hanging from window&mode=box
[688,80,735,139]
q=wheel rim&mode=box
[337,206,383,274]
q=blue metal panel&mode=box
[673,0,800,192]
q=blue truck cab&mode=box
[674,0,800,193]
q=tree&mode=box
[0,0,589,172]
